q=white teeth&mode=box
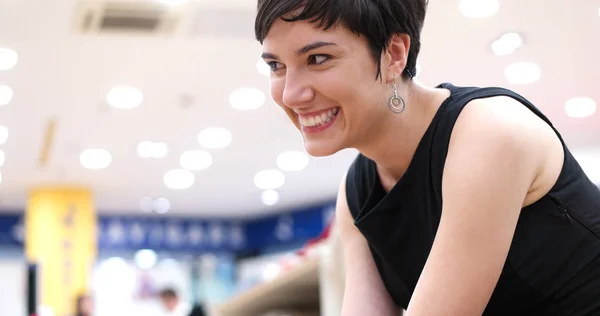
[316,115,324,125]
[300,108,339,127]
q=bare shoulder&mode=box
[457,95,554,138]
[452,95,564,204]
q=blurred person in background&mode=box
[75,293,94,316]
[159,287,190,316]
[188,304,207,316]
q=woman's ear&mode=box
[382,33,411,83]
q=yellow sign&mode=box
[25,187,97,316]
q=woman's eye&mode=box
[308,54,330,65]
[266,61,283,72]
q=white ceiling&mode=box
[0,0,598,218]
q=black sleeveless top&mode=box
[345,83,600,316]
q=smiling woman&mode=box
[254,0,600,315]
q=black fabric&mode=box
[345,83,600,315]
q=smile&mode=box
[298,107,340,134]
[299,107,339,128]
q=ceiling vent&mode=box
[74,1,185,35]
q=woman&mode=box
[254,0,600,315]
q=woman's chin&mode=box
[303,140,341,157]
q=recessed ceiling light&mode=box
[107,86,143,109]
[459,0,499,19]
[229,87,266,110]
[164,169,195,190]
[261,189,280,206]
[153,197,171,214]
[491,32,523,56]
[0,85,13,106]
[197,127,232,149]
[256,59,271,76]
[0,125,7,144]
[80,149,112,169]
[0,48,18,71]
[150,142,167,158]
[0,150,4,167]
[140,197,154,212]
[137,141,153,158]
[505,62,541,85]
[254,169,285,190]
[565,97,596,118]
[137,141,168,158]
[180,150,212,171]
[134,249,157,269]
[277,150,309,171]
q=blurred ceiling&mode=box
[0,0,598,217]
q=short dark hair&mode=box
[159,288,178,299]
[255,0,428,80]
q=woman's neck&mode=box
[356,81,450,182]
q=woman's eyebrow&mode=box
[261,41,337,60]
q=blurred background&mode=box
[0,0,598,315]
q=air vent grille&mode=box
[75,1,182,35]
[100,14,161,31]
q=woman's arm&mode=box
[406,96,560,316]
[337,173,401,316]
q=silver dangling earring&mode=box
[388,75,406,114]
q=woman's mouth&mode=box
[299,107,340,133]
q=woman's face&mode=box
[262,19,392,157]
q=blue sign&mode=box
[244,203,336,250]
[0,200,336,253]
[0,213,22,247]
[97,217,246,252]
